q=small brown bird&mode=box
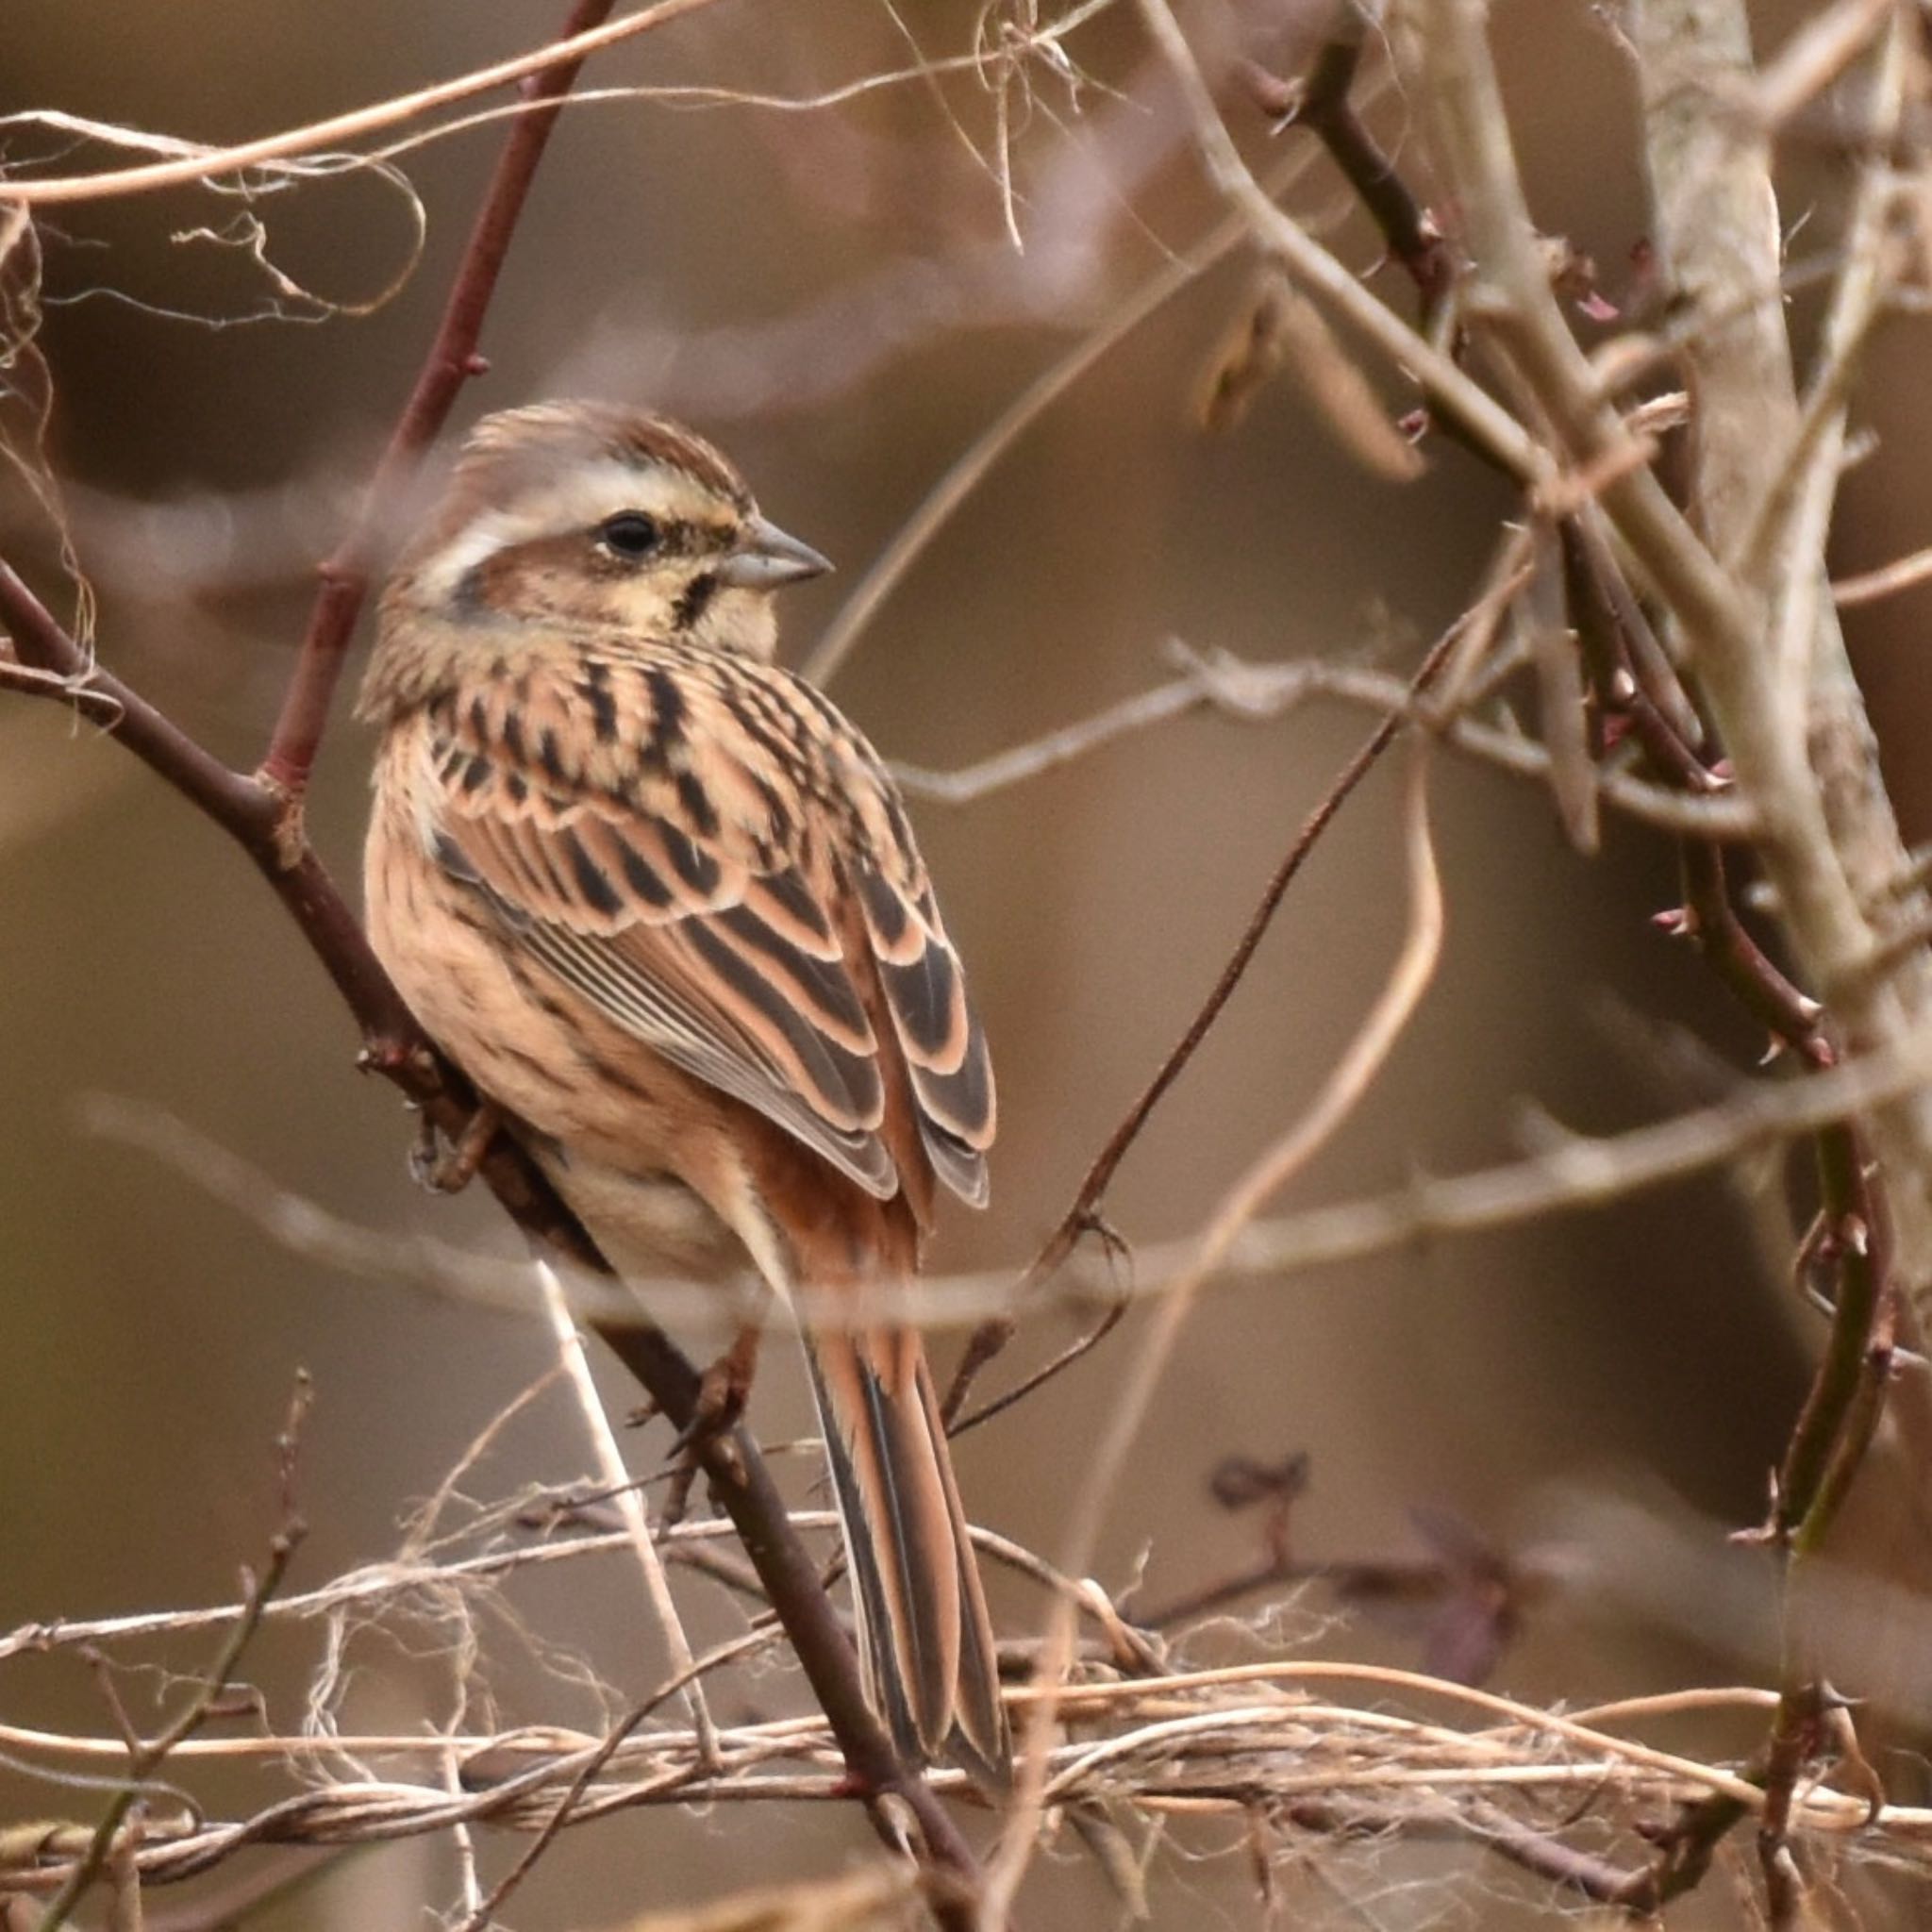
[358,401,1007,1781]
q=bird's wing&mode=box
[848,847,992,1207]
[418,650,992,1207]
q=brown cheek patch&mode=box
[470,534,630,623]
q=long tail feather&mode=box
[910,1353,1009,1785]
[804,1324,1009,1784]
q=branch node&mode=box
[252,775,308,873]
[357,1036,436,1081]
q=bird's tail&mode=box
[803,1315,1009,1788]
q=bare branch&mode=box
[943,591,1464,1427]
[78,1028,1932,1341]
[1,0,727,206]
[533,1257,717,1757]
[893,638,1757,838]
[1834,543,1932,608]
[801,122,1361,686]
[13,1509,1932,1913]
[1135,0,1543,482]
[259,0,630,799]
[34,1396,308,1931]
[1749,0,1897,131]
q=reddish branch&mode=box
[258,0,619,799]
[1779,1124,1894,1548]
[1561,474,1894,1906]
[1239,23,1454,325]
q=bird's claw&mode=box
[409,1102,503,1193]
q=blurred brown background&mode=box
[5,2,1930,1925]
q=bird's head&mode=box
[385,400,830,660]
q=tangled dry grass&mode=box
[1,1444,1924,1923]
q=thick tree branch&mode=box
[1394,4,1931,1914]
[1407,0,1932,1295]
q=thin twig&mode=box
[1135,0,1544,483]
[1,0,726,207]
[1833,542,1932,608]
[1246,12,1455,324]
[1748,0,1896,131]
[0,657,120,718]
[894,639,1755,839]
[35,1392,309,1931]
[1831,541,1932,607]
[800,123,1368,686]
[532,1257,717,1760]
[943,558,1503,1427]
[453,1638,737,1932]
[985,722,1449,1923]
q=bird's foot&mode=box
[661,1324,762,1524]
[409,1101,503,1194]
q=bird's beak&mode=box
[719,515,833,590]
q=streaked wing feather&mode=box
[517,919,895,1196]
[424,716,899,1199]
[421,659,993,1210]
[857,861,994,1207]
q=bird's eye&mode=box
[598,511,660,559]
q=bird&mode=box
[358,399,1008,1784]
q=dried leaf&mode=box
[1196,272,1294,435]
[1276,290,1427,481]
[1198,272,1427,483]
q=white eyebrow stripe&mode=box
[413,458,733,600]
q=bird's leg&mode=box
[409,1100,504,1194]
[661,1323,763,1524]
[695,1321,762,1433]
